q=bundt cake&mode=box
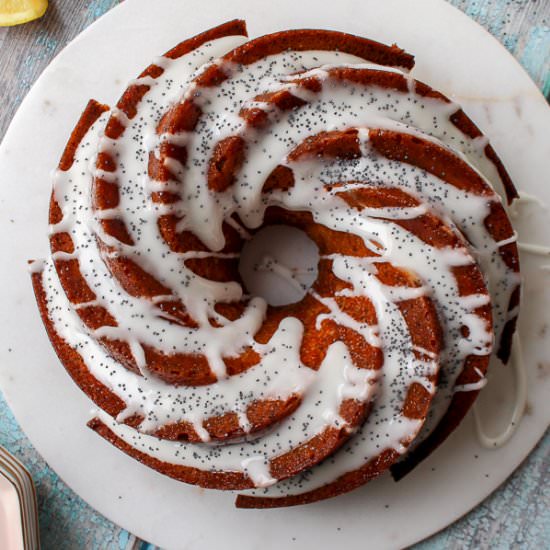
[31,20,520,506]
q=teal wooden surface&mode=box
[0,1,548,548]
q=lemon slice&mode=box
[0,0,48,27]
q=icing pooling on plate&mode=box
[36,25,521,496]
[473,334,527,449]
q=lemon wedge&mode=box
[0,0,48,27]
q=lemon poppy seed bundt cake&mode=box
[31,20,520,506]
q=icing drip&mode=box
[473,334,527,448]
[509,190,547,219]
[518,242,550,257]
[27,259,45,274]
[454,367,487,393]
[241,456,276,488]
[511,189,550,264]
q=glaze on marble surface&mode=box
[0,0,548,548]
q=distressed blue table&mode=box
[0,1,548,548]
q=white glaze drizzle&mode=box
[40,31,521,492]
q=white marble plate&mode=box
[0,0,549,548]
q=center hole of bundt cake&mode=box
[239,225,319,307]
